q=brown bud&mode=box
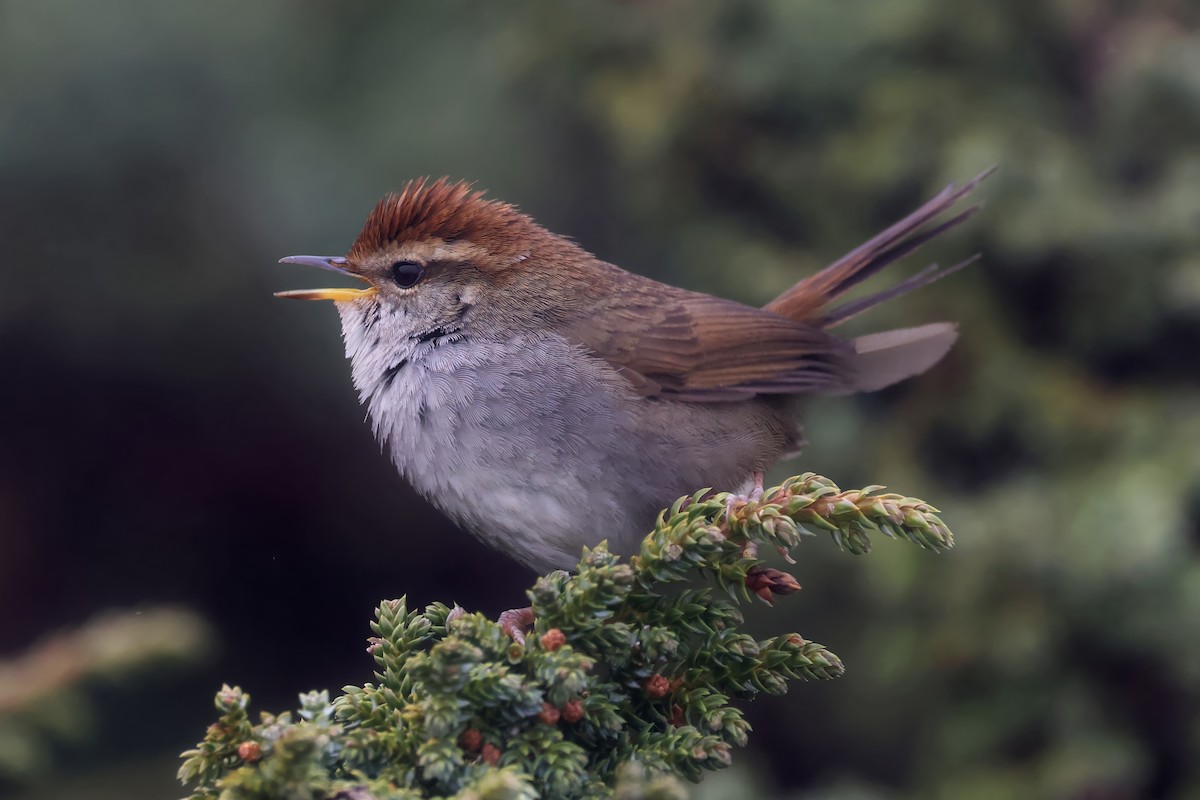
[745,566,801,605]
[562,700,585,724]
[237,741,261,763]
[644,674,670,699]
[481,743,501,766]
[669,704,685,728]
[539,628,566,651]
[458,728,482,753]
[537,702,561,725]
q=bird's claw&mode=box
[725,471,766,519]
[498,606,535,646]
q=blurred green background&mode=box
[2,1,1199,798]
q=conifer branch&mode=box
[179,473,953,799]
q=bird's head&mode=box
[277,178,598,394]
[279,177,563,315]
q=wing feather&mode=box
[563,283,851,402]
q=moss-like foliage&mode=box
[179,474,952,800]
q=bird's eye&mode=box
[391,261,425,289]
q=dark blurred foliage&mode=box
[0,609,211,784]
[1,1,1198,798]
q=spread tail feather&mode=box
[764,168,993,324]
[822,254,979,328]
[848,322,959,392]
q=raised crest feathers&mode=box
[348,178,533,260]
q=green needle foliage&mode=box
[179,473,953,800]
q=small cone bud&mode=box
[745,566,801,604]
[237,741,261,763]
[537,702,560,725]
[540,628,566,651]
[644,674,670,699]
[562,700,585,723]
[458,728,482,753]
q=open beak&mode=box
[275,255,377,301]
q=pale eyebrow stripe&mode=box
[389,239,489,264]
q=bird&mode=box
[277,171,988,575]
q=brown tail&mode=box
[763,168,993,326]
[765,168,993,393]
[846,322,959,392]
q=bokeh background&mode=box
[2,1,1199,798]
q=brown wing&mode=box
[555,170,993,402]
[564,283,851,402]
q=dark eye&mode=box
[391,261,425,288]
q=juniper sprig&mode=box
[179,473,953,799]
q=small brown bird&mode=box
[278,172,987,574]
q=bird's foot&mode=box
[749,471,765,502]
[498,606,535,646]
[725,471,766,518]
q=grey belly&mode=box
[368,336,797,572]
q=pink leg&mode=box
[498,606,535,645]
[726,471,766,518]
[749,471,764,502]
